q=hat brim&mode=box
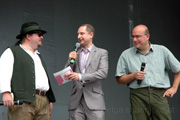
[16,29,47,39]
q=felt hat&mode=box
[16,22,47,39]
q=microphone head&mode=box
[75,42,80,48]
[18,100,23,105]
[74,42,80,52]
[14,100,23,105]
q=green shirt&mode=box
[115,44,180,89]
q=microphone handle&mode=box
[70,48,78,64]
[137,63,146,85]
[70,58,75,64]
[137,80,141,85]
[137,67,144,85]
[70,42,80,64]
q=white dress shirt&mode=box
[0,44,49,93]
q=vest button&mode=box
[33,94,35,97]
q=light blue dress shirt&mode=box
[115,44,180,89]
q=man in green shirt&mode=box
[115,24,180,120]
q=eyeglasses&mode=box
[131,35,146,39]
[37,33,43,37]
[34,32,43,37]
[29,32,43,37]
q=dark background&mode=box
[0,0,180,120]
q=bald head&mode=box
[133,25,150,35]
[132,24,150,53]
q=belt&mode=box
[36,90,46,96]
[143,86,165,90]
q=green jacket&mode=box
[10,46,55,103]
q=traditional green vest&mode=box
[10,46,55,103]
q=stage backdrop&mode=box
[0,0,180,120]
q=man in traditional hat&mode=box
[0,22,56,120]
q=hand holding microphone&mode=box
[0,100,23,106]
[1,92,23,106]
[69,51,79,63]
[70,42,80,64]
[137,62,146,85]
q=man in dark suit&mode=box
[65,24,108,120]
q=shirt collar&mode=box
[81,44,94,53]
[20,44,40,54]
[135,43,153,54]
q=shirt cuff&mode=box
[0,88,11,94]
[79,74,82,82]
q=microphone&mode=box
[0,100,23,106]
[70,42,80,64]
[137,62,146,85]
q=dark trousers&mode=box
[130,88,172,120]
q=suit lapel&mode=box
[85,46,96,70]
[77,49,82,73]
